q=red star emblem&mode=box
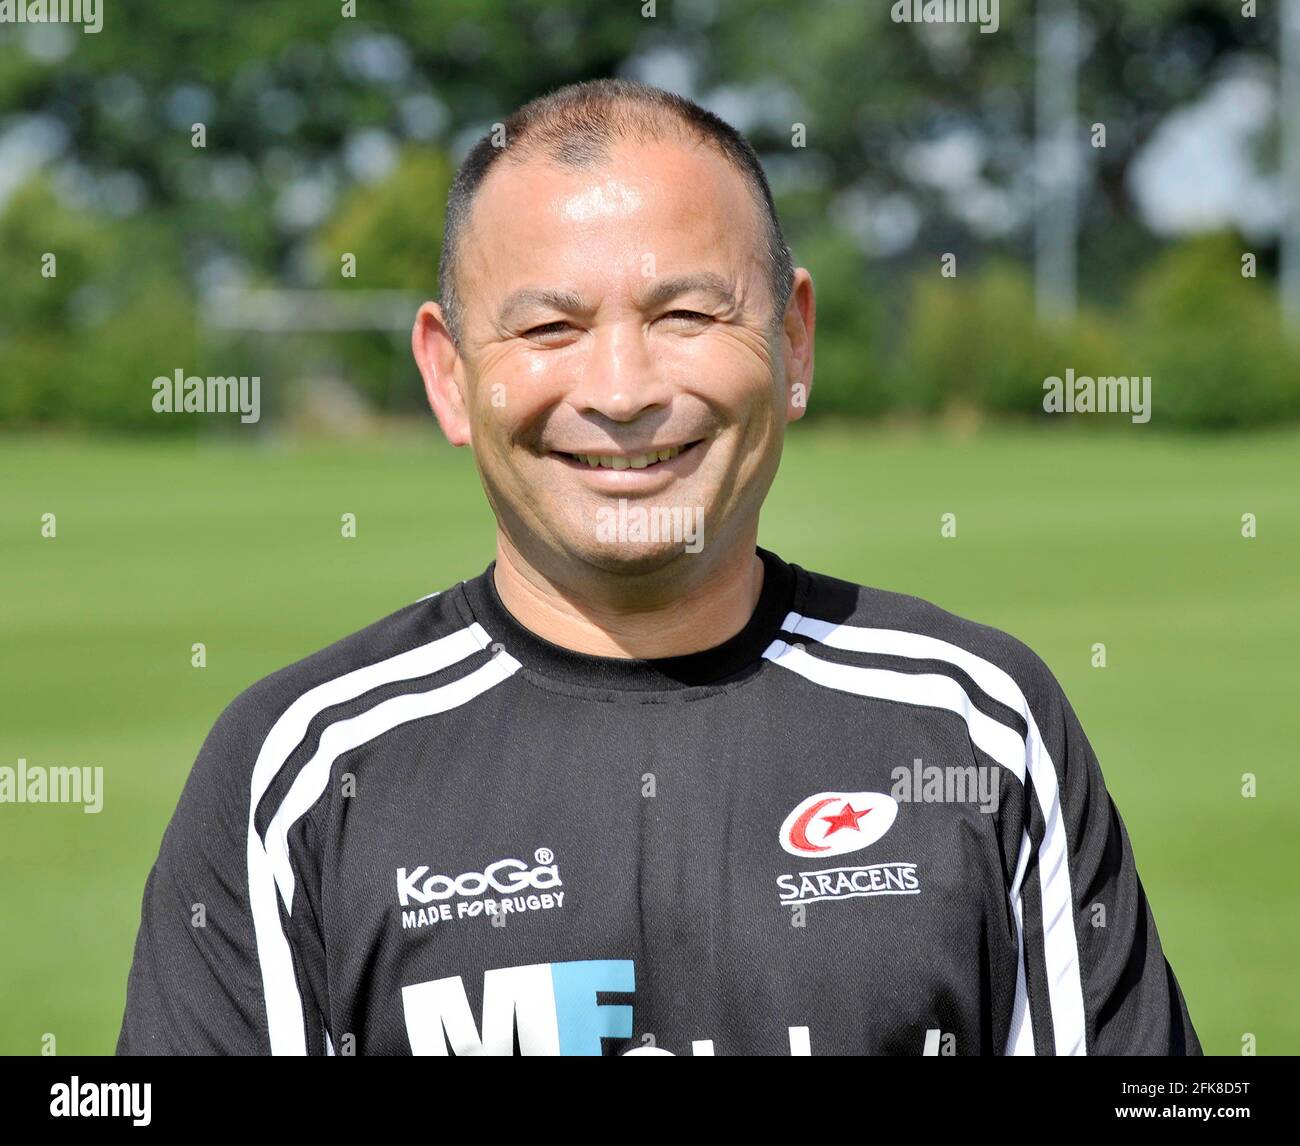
[821,801,871,836]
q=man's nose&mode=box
[569,319,672,422]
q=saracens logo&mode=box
[777,791,918,908]
[778,791,898,858]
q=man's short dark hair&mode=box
[438,78,795,350]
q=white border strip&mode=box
[264,654,523,911]
[245,622,496,1055]
[767,616,1086,1057]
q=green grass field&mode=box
[2,425,1297,1055]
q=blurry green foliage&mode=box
[3,155,1296,431]
[1129,235,1300,428]
[796,229,891,419]
[897,261,1063,417]
[0,0,1292,432]
[0,177,197,432]
[893,238,1299,429]
[308,149,454,409]
[313,149,452,292]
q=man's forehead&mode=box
[459,138,763,277]
[481,135,749,209]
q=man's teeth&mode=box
[570,445,685,470]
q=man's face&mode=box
[422,137,811,580]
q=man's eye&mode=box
[523,321,571,338]
[660,310,711,324]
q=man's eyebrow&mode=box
[638,271,737,311]
[496,287,592,329]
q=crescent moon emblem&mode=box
[788,797,837,852]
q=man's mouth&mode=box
[551,439,705,471]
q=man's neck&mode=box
[491,534,766,659]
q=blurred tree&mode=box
[0,175,197,431]
[0,0,1288,431]
[309,147,455,410]
[1130,233,1300,427]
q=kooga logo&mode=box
[397,849,561,906]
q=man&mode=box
[117,79,1199,1056]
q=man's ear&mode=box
[781,268,815,423]
[412,301,471,446]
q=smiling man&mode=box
[117,79,1199,1056]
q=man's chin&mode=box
[567,538,700,578]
